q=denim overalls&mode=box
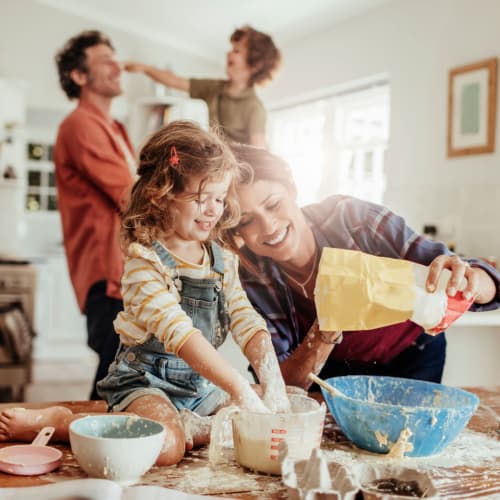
[97,240,231,416]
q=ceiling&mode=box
[35,0,393,64]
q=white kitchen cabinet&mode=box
[33,253,88,357]
[0,79,26,185]
[0,79,27,259]
[442,310,500,387]
[27,253,96,402]
[128,95,208,149]
[23,107,67,257]
[25,107,66,215]
[0,79,26,126]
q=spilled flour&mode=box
[323,428,500,470]
[316,428,500,498]
[160,463,259,495]
[43,446,286,498]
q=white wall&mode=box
[0,0,219,114]
[3,0,499,259]
[258,0,500,387]
[262,0,500,263]
[0,0,220,257]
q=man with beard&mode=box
[54,31,135,399]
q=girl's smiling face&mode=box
[168,173,231,246]
[236,179,307,263]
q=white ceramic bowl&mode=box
[69,415,165,484]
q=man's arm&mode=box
[124,62,190,93]
[67,120,134,211]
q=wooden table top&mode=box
[0,386,498,498]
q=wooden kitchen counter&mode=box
[0,387,498,498]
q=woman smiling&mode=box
[224,144,500,390]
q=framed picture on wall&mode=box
[447,57,498,157]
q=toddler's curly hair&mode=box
[121,121,245,251]
[231,26,281,86]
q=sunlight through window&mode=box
[269,83,390,206]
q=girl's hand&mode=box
[231,376,270,413]
[264,390,290,413]
[263,373,290,413]
[426,254,478,301]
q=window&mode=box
[26,141,57,212]
[24,107,66,214]
[268,100,327,206]
[332,86,389,204]
[269,83,390,206]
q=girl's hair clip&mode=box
[169,146,180,167]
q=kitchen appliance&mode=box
[0,261,36,401]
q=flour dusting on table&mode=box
[323,428,500,469]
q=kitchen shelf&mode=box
[129,95,208,148]
[27,159,53,170]
[0,178,21,188]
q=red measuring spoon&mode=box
[0,426,62,475]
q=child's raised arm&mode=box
[123,62,190,92]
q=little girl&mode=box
[0,121,289,466]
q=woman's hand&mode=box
[426,254,496,304]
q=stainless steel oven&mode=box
[0,262,36,401]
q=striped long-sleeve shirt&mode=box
[113,242,267,355]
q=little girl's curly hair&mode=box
[121,120,244,251]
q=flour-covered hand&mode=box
[232,375,270,413]
[263,386,290,413]
[260,352,291,413]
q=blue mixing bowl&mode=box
[321,375,479,457]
